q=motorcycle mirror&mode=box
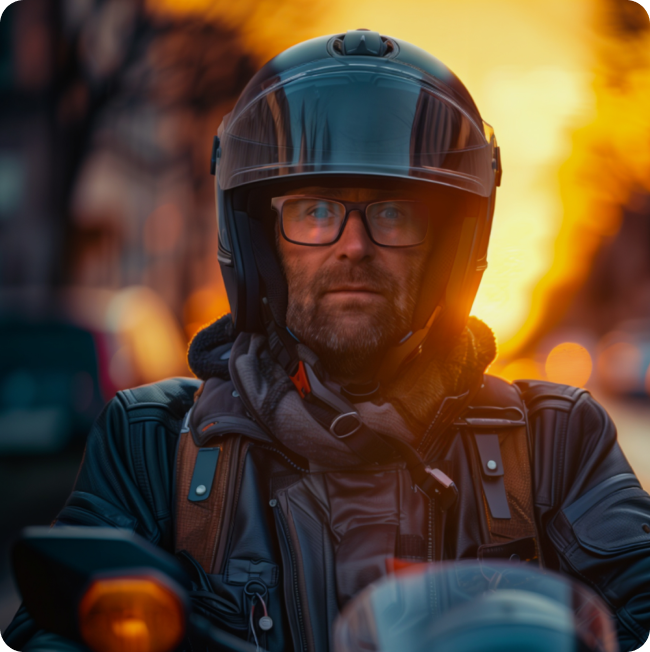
[11,527,256,652]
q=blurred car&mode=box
[0,285,189,455]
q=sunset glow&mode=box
[147,0,649,379]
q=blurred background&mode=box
[1,0,650,631]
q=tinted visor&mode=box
[218,61,495,196]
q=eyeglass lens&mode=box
[278,197,429,246]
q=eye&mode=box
[379,206,401,220]
[374,204,405,222]
[310,203,334,219]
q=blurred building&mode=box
[0,0,255,455]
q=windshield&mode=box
[333,562,618,652]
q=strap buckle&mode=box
[420,466,458,511]
[330,412,363,439]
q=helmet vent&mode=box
[328,31,399,59]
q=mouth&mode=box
[325,285,383,295]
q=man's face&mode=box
[276,186,433,381]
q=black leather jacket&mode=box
[4,376,650,652]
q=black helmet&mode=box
[211,30,502,381]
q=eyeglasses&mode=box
[271,195,430,247]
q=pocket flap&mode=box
[564,475,650,555]
[56,491,139,530]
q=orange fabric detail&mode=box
[290,361,311,398]
[385,558,428,576]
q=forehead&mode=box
[285,186,417,202]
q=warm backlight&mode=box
[545,342,593,387]
[146,0,650,366]
[78,577,185,652]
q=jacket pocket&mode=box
[548,474,650,650]
[559,474,650,557]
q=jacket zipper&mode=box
[427,497,434,563]
[271,500,309,652]
[428,497,440,617]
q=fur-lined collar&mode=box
[382,317,496,434]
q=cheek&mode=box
[280,243,326,292]
[379,249,428,285]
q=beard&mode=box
[281,256,427,380]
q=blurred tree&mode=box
[0,0,257,322]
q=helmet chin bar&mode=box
[375,306,443,385]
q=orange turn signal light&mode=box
[78,576,186,652]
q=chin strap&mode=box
[375,305,445,385]
[261,297,460,510]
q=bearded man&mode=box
[4,30,650,652]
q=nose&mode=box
[334,210,375,262]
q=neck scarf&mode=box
[188,316,496,469]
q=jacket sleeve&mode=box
[53,390,180,547]
[2,385,187,652]
[537,390,650,651]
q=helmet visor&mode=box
[218,62,495,196]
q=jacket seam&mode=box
[617,605,649,645]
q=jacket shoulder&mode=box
[512,378,587,412]
[117,376,201,420]
[474,375,587,411]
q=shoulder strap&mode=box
[458,375,542,564]
[174,409,250,574]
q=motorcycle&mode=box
[9,527,618,652]
[334,558,618,652]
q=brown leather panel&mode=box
[479,426,537,544]
[212,437,250,574]
[174,430,236,572]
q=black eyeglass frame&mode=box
[270,195,430,248]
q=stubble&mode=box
[282,256,427,380]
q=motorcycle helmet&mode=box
[212,30,502,381]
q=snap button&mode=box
[487,460,497,471]
[258,616,274,631]
[232,390,240,398]
[643,524,650,534]
[195,484,207,496]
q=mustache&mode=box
[310,262,395,297]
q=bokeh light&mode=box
[545,342,593,387]
[598,340,643,394]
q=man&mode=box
[5,30,650,652]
